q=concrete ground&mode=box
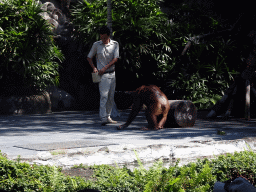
[1,109,256,171]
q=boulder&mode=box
[47,86,75,110]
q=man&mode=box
[87,26,119,125]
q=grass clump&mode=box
[1,148,256,191]
[50,150,67,156]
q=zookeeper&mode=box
[87,26,119,125]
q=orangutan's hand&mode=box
[117,124,128,130]
[140,127,159,131]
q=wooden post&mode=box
[225,99,234,118]
[224,86,237,118]
[206,94,229,118]
[107,0,113,38]
[251,86,256,97]
[245,80,250,120]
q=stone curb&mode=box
[8,139,256,171]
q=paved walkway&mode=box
[1,109,256,170]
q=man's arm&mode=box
[105,58,118,69]
[87,57,98,73]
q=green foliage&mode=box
[138,158,216,192]
[168,33,243,109]
[90,164,141,192]
[210,149,256,183]
[188,38,241,88]
[0,150,92,191]
[0,0,64,92]
[176,162,215,191]
[168,3,223,36]
[170,71,223,109]
[193,94,222,110]
[164,2,247,108]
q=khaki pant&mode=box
[99,72,116,121]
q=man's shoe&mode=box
[107,117,117,124]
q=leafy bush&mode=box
[89,164,142,192]
[210,149,256,184]
[0,151,96,192]
[164,2,246,108]
[0,0,64,93]
[170,37,243,109]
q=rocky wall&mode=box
[37,0,99,110]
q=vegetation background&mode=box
[0,0,64,96]
[1,0,255,110]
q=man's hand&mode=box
[93,68,98,73]
[98,67,106,75]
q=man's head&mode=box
[99,26,110,44]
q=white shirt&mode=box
[87,39,119,72]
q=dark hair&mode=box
[99,26,110,36]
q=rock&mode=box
[98,147,110,153]
[37,151,53,161]
[0,91,51,115]
[39,1,67,35]
[47,86,75,110]
[213,177,256,192]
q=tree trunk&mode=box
[207,76,256,119]
[107,0,112,38]
[207,29,256,119]
[245,80,250,119]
